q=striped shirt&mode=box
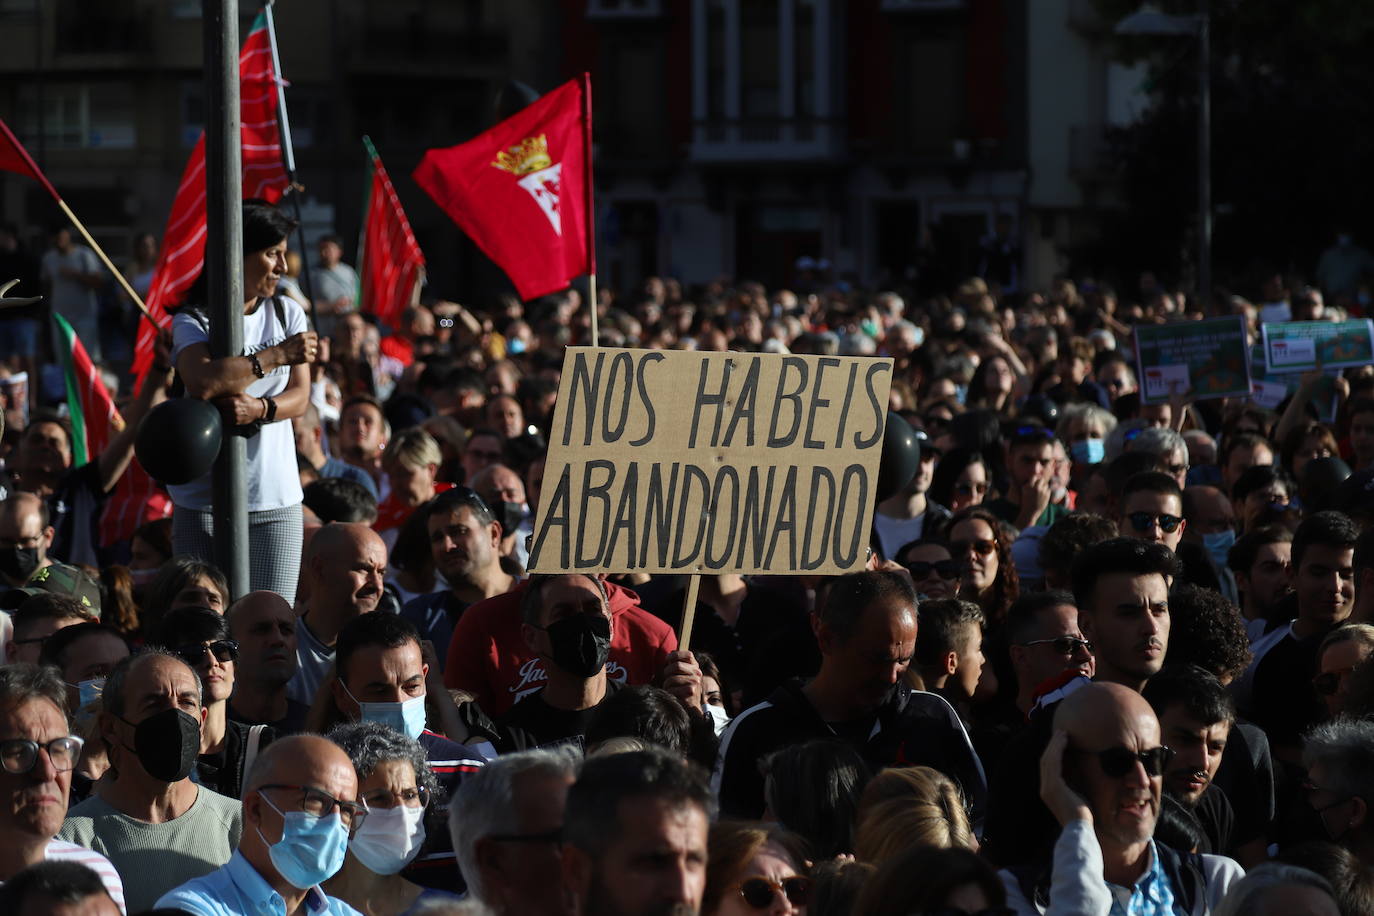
[44,839,127,913]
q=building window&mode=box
[691,0,837,159]
[587,0,663,17]
[16,83,136,150]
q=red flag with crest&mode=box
[412,76,593,302]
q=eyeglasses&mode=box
[258,783,368,829]
[1075,745,1175,778]
[0,736,84,775]
[360,785,430,810]
[951,538,997,556]
[174,639,239,667]
[1127,512,1183,534]
[1163,462,1190,476]
[1313,667,1359,697]
[905,560,963,580]
[1021,636,1093,655]
[735,876,811,909]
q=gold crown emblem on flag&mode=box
[492,135,553,176]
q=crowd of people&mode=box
[2,198,1374,915]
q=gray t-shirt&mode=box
[286,614,334,705]
[58,785,243,913]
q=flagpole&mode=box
[581,72,598,348]
[264,0,317,332]
[54,199,154,323]
[0,118,154,324]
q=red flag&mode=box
[131,11,289,379]
[0,117,60,201]
[413,77,593,302]
[359,137,425,329]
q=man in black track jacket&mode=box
[712,570,986,824]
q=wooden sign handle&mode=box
[678,573,701,651]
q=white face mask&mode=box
[349,803,426,875]
[705,703,730,737]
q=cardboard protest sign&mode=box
[528,347,894,575]
[1261,319,1374,373]
[1132,317,1251,405]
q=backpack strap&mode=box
[243,724,266,782]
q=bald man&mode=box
[469,463,529,566]
[0,492,55,589]
[287,523,387,705]
[156,735,364,914]
[998,683,1243,914]
[227,591,306,732]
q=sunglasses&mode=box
[906,560,963,580]
[1075,745,1175,778]
[1313,667,1359,697]
[926,909,1016,916]
[174,639,239,667]
[954,481,989,495]
[735,876,811,909]
[1021,636,1092,655]
[1127,512,1182,534]
[951,538,997,556]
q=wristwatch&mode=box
[262,396,278,422]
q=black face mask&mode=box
[0,546,40,583]
[496,502,525,537]
[543,614,611,678]
[121,707,201,782]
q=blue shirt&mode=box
[155,849,364,916]
[400,590,469,661]
[1108,841,1178,916]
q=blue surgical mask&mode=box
[1070,438,1105,465]
[1202,529,1236,569]
[507,337,527,355]
[954,384,969,406]
[74,678,104,709]
[257,794,349,889]
[342,682,427,740]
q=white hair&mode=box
[1213,863,1335,916]
[449,746,582,902]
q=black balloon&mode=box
[876,411,922,502]
[136,398,223,485]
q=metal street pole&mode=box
[1197,3,1212,312]
[204,0,250,599]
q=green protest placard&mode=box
[1261,319,1374,373]
[528,348,894,576]
[1132,316,1251,405]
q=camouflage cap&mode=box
[1,563,102,619]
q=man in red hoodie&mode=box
[444,575,678,717]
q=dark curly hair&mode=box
[1163,583,1253,683]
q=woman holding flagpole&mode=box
[168,199,319,602]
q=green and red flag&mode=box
[50,312,123,467]
[358,136,425,328]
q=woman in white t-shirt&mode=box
[169,200,319,601]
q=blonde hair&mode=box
[854,766,974,864]
[382,427,442,471]
[1319,623,1374,659]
